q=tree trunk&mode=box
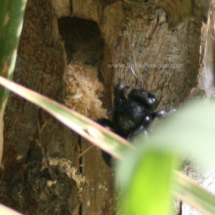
[0,0,202,215]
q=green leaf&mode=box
[118,145,178,215]
[173,171,215,215]
[2,72,215,215]
[0,75,131,159]
[147,99,215,168]
[118,99,215,215]
[0,0,27,87]
[0,1,9,38]
[0,0,27,166]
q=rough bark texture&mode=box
[0,0,204,215]
[156,0,212,29]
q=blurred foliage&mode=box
[1,76,215,215]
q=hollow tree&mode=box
[0,0,208,214]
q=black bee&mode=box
[97,78,174,166]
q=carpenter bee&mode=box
[97,72,175,166]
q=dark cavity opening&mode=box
[57,17,104,65]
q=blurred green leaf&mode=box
[118,99,215,215]
[146,99,215,168]
[173,171,215,215]
[0,1,9,37]
[118,145,178,215]
[0,75,131,159]
[2,68,215,215]
[0,0,27,96]
[0,0,27,166]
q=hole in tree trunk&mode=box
[57,17,104,66]
[57,16,113,112]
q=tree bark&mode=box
[0,0,203,215]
